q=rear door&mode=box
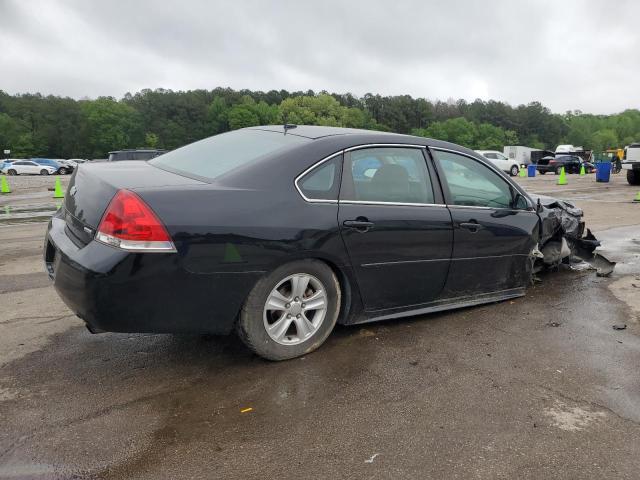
[338,146,453,312]
[27,161,40,174]
[431,148,539,297]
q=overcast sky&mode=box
[1,0,638,114]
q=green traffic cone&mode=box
[557,167,568,185]
[53,177,64,199]
[519,166,526,178]
[634,191,640,203]
[0,175,11,194]
[579,164,585,176]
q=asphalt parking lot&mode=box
[1,172,640,479]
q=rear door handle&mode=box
[343,219,374,232]
[459,222,484,232]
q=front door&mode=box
[431,149,540,298]
[338,146,453,312]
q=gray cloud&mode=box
[1,0,638,113]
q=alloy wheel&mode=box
[263,273,327,345]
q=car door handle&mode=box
[343,219,374,232]
[459,221,484,232]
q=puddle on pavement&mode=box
[595,225,640,324]
[0,203,59,225]
[596,225,640,276]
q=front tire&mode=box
[510,165,519,176]
[237,259,341,361]
[7,169,17,176]
[628,170,640,186]
[40,169,49,175]
[59,167,68,175]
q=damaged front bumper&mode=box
[529,194,615,276]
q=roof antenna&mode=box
[283,120,297,134]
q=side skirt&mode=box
[349,288,526,325]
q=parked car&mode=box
[4,160,57,175]
[44,126,596,360]
[475,150,520,176]
[107,149,167,162]
[32,158,71,175]
[1,159,18,172]
[622,143,640,185]
[536,155,594,175]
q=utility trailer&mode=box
[503,146,541,166]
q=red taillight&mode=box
[96,190,175,252]
[549,160,556,164]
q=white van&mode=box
[475,150,520,176]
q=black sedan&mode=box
[45,126,578,360]
[536,155,595,175]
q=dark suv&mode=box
[107,149,167,162]
[536,155,594,175]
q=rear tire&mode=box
[510,165,519,176]
[628,170,640,186]
[236,259,341,361]
[40,169,49,175]
[7,169,17,176]
[539,170,546,175]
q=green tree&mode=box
[591,129,619,152]
[80,97,142,158]
[145,132,159,148]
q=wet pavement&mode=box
[1,172,640,479]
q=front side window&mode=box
[297,155,342,201]
[496,153,508,160]
[433,150,515,208]
[342,147,434,204]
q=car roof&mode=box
[245,125,473,154]
[108,149,167,154]
[249,125,398,139]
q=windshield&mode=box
[150,129,310,181]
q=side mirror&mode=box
[512,193,529,210]
[536,197,543,213]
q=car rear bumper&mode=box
[44,212,262,335]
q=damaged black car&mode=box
[44,126,606,360]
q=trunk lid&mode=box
[63,161,204,246]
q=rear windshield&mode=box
[149,129,310,180]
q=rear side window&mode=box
[150,129,310,181]
[342,147,434,204]
[433,150,514,208]
[297,155,342,201]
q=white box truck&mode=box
[503,146,540,166]
[622,143,640,185]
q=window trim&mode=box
[294,151,343,204]
[340,143,443,207]
[430,147,533,211]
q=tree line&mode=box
[1,87,639,159]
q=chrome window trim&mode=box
[294,151,343,204]
[341,143,439,206]
[340,200,447,208]
[429,146,532,210]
